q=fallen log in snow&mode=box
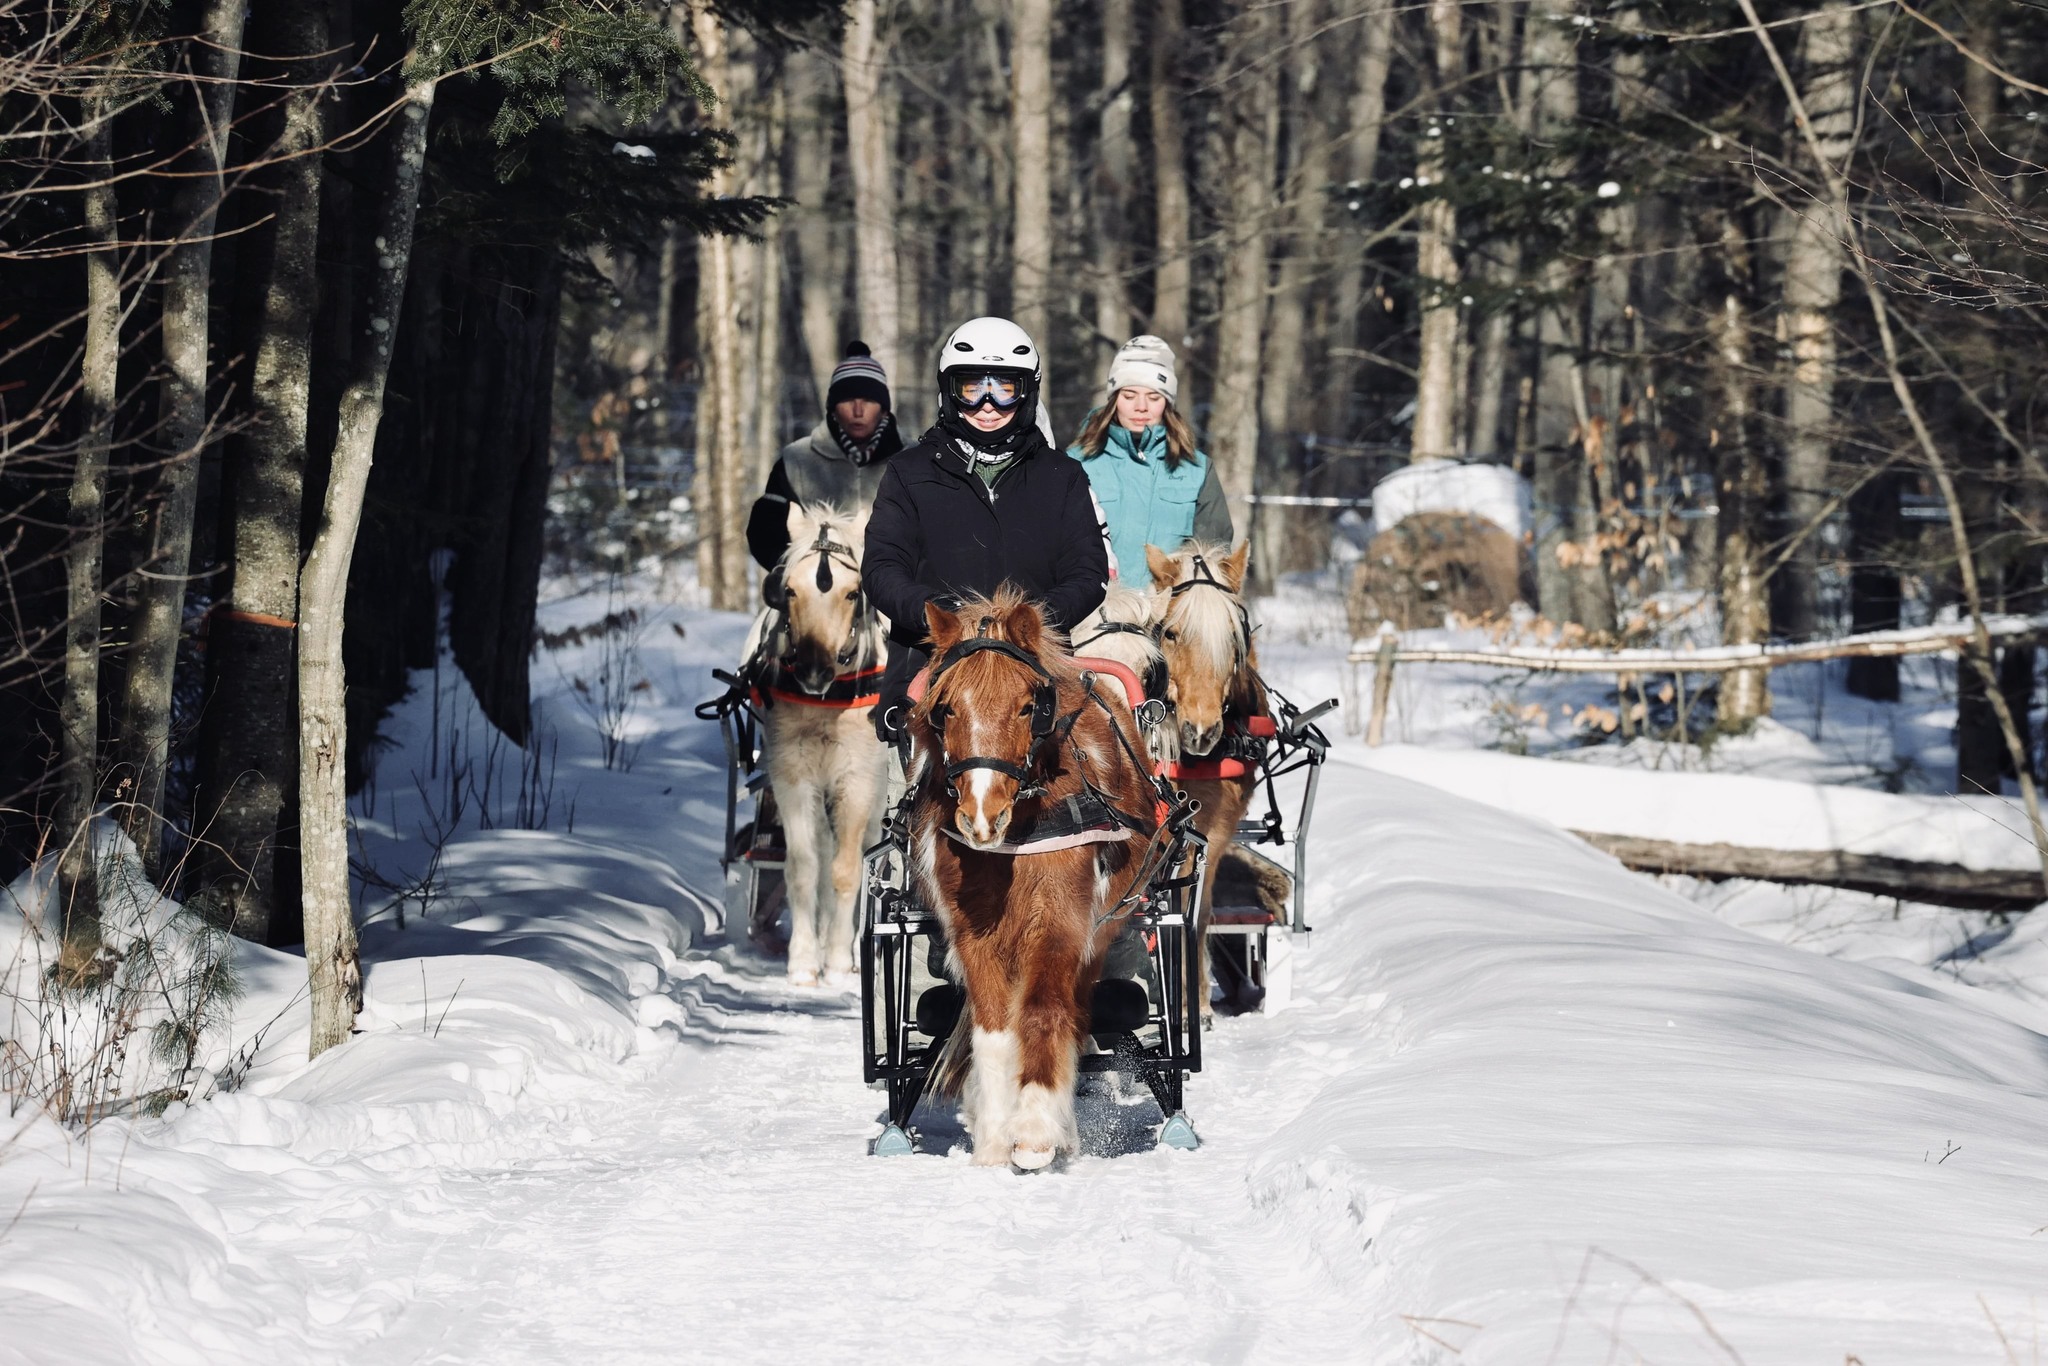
[1572,831,2045,911]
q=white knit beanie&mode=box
[1104,334,1178,405]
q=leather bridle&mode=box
[924,628,1071,800]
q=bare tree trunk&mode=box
[789,50,842,397]
[1327,0,1396,437]
[196,0,328,944]
[1468,0,1524,457]
[1257,0,1330,573]
[117,1,247,876]
[1412,0,1464,464]
[1207,3,1277,554]
[1092,0,1135,356]
[1709,212,1771,722]
[1010,0,1053,345]
[1524,0,1601,626]
[1149,0,1191,349]
[692,11,751,610]
[60,115,119,949]
[1776,4,1857,642]
[754,73,788,482]
[844,0,901,384]
[299,75,437,1057]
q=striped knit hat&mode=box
[826,340,890,411]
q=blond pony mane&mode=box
[1153,542,1248,683]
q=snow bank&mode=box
[1371,458,1532,538]
[1360,742,2040,871]
[1252,767,2048,1361]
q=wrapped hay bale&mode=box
[1347,509,1525,634]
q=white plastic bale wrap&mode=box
[1370,458,1532,538]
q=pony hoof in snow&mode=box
[1009,1145,1056,1172]
[970,1140,1014,1167]
[787,967,821,988]
[823,969,859,992]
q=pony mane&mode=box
[1155,542,1249,681]
[927,586,1079,690]
[1081,586,1165,673]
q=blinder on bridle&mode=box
[765,523,872,667]
[926,626,1064,800]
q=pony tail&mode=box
[932,996,976,1099]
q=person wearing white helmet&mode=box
[863,316,1110,740]
[1067,335,1232,583]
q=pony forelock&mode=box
[1157,544,1246,680]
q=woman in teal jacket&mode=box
[1066,336,1233,582]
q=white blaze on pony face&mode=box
[948,695,1021,849]
[780,504,871,695]
[1147,541,1252,757]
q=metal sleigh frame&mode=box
[857,803,1210,1158]
[697,670,783,940]
[1198,691,1338,1016]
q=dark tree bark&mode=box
[117,0,247,877]
[59,113,120,950]
[1844,472,1901,701]
[195,0,329,943]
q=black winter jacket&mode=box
[864,428,1109,650]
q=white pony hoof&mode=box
[823,969,859,991]
[787,967,820,988]
[1009,1145,1055,1172]
[970,1140,1013,1167]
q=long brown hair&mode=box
[1076,397,1198,470]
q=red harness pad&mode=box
[1158,757,1250,780]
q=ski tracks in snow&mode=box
[351,949,1380,1366]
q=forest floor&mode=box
[4,577,2047,1364]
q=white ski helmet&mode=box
[934,316,1047,454]
[938,316,1041,381]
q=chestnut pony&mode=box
[907,589,1160,1170]
[1145,541,1266,1024]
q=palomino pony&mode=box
[753,504,889,986]
[1145,541,1267,1024]
[906,589,1163,1169]
[1071,585,1177,765]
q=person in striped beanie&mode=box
[747,340,906,569]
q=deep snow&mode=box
[4,581,2047,1364]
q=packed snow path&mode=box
[353,956,1371,1366]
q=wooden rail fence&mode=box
[1349,611,2048,748]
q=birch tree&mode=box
[1775,4,1858,643]
[1207,3,1277,536]
[1411,0,1464,464]
[115,1,245,877]
[195,0,328,943]
[299,73,437,1056]
[843,0,901,384]
[58,110,119,955]
[1149,0,1191,349]
[1009,0,1053,347]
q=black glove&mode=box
[926,591,964,615]
[873,699,906,745]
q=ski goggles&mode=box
[950,372,1025,410]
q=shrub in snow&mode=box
[2,821,241,1125]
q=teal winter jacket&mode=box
[1067,419,1234,583]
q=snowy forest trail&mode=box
[351,948,1372,1365]
[14,590,2048,1365]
